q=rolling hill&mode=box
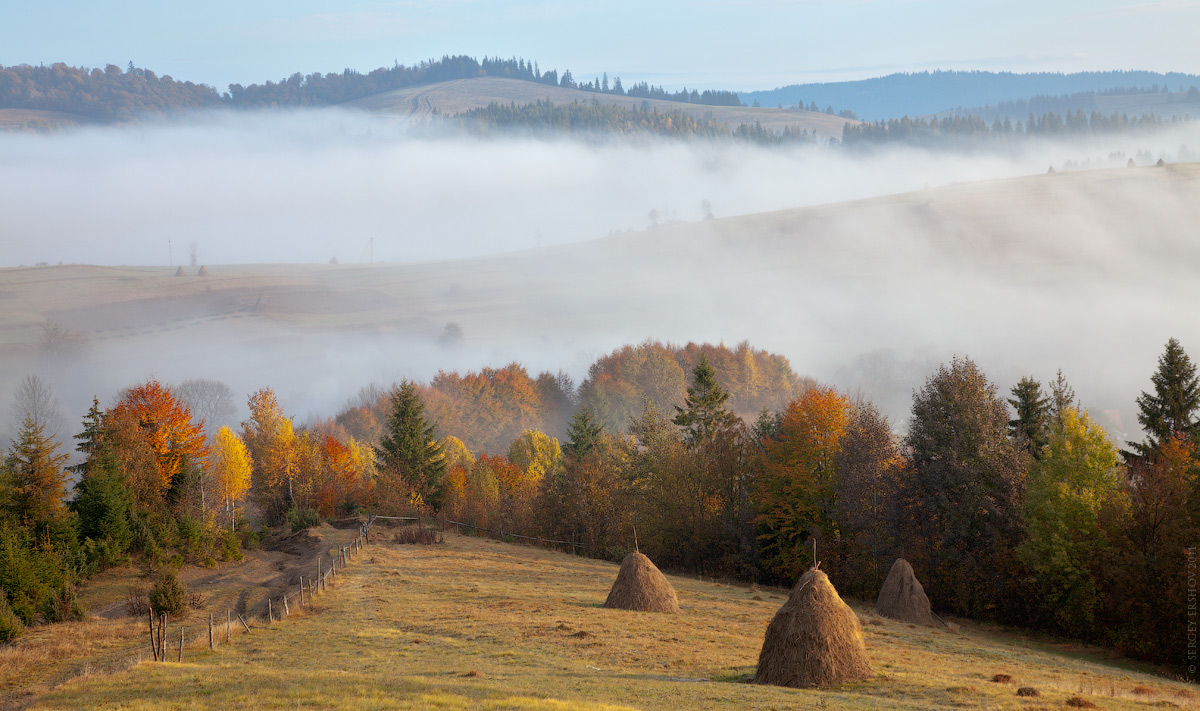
[740,70,1200,121]
[1,162,1198,432]
[19,529,1197,710]
[346,76,856,138]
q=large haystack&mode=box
[602,551,679,613]
[753,568,872,688]
[174,266,186,276]
[874,558,937,626]
[197,265,209,276]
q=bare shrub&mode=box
[1016,687,1039,697]
[991,673,1012,683]
[188,592,207,610]
[124,587,150,617]
[1065,696,1098,709]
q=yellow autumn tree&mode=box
[242,387,298,521]
[211,426,252,529]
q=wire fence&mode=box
[145,515,378,663]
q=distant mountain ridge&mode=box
[740,70,1200,121]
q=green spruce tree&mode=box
[376,381,447,508]
[1008,376,1050,457]
[1132,337,1200,458]
[4,415,70,533]
[673,354,736,444]
[563,408,603,460]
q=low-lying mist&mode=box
[2,109,1199,451]
[2,109,1196,266]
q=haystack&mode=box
[874,558,936,626]
[174,266,186,276]
[753,567,872,688]
[197,265,209,276]
[602,551,679,613]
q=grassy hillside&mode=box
[2,163,1198,429]
[26,530,1197,710]
[0,108,87,131]
[346,76,856,138]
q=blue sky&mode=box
[2,0,1198,92]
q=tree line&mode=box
[0,55,743,122]
[2,337,1198,678]
[842,109,1191,149]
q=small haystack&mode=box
[197,265,209,276]
[1127,157,1136,167]
[602,551,679,613]
[1157,158,1167,167]
[329,256,339,265]
[174,266,186,276]
[874,558,937,626]
[753,567,872,689]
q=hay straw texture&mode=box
[602,552,680,613]
[753,568,873,688]
[874,558,937,626]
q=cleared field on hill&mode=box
[345,76,856,138]
[0,109,86,130]
[28,531,1195,710]
[2,163,1199,427]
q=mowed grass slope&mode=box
[345,76,856,138]
[33,531,1197,711]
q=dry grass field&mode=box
[344,76,857,138]
[23,530,1197,711]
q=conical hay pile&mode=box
[602,551,679,613]
[753,568,872,688]
[874,558,937,626]
[197,265,210,276]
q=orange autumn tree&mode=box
[755,385,853,580]
[108,379,208,510]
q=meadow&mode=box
[22,529,1196,711]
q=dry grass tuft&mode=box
[393,527,444,545]
[1131,685,1155,695]
[752,567,872,689]
[1175,688,1195,699]
[992,673,1013,683]
[1066,696,1099,708]
[603,552,679,613]
[463,670,483,678]
[1016,686,1039,697]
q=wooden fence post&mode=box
[299,576,305,606]
[268,598,273,623]
[227,610,231,644]
[149,609,158,661]
[208,613,214,650]
[160,614,167,661]
[178,626,183,662]
[237,614,252,633]
[318,559,322,593]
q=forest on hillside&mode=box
[2,336,1199,678]
[0,55,741,122]
[740,69,1200,121]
